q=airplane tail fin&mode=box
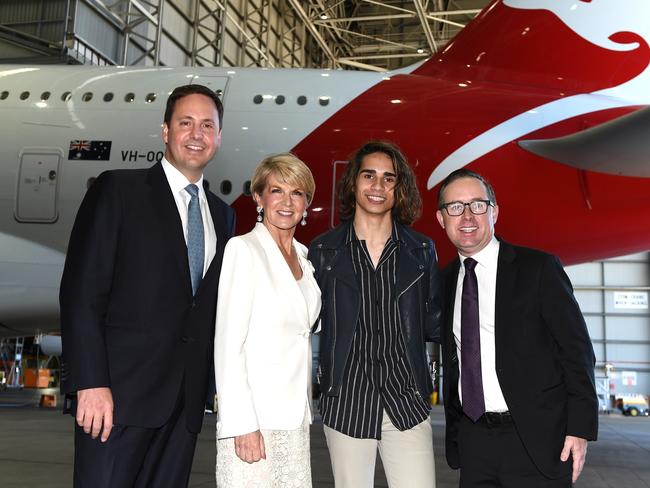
[413,0,649,95]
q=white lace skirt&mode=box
[216,413,312,488]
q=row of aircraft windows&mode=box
[0,90,330,106]
[253,94,330,106]
[0,90,158,103]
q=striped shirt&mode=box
[321,224,430,439]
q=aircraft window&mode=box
[0,91,8,100]
[20,91,30,100]
[145,93,156,103]
[82,92,93,102]
[243,180,252,196]
[103,92,114,102]
[220,180,232,195]
[297,95,307,106]
[253,94,263,104]
[275,95,285,105]
[319,96,330,106]
[61,91,72,102]
[125,92,135,103]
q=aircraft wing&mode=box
[518,106,650,178]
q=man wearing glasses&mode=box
[435,169,598,488]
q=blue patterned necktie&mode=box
[461,257,485,422]
[185,184,204,296]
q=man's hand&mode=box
[76,387,114,442]
[234,430,266,463]
[560,435,588,483]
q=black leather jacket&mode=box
[308,221,442,399]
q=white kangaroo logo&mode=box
[427,0,650,189]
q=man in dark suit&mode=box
[60,84,235,487]
[435,169,597,487]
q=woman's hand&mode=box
[234,430,266,463]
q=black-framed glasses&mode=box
[441,200,493,216]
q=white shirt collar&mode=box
[161,157,205,200]
[458,235,500,271]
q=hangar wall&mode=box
[0,0,321,68]
[567,253,650,398]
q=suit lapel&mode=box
[146,163,192,295]
[444,259,461,354]
[442,258,461,404]
[494,240,517,350]
[253,223,310,325]
[201,190,228,289]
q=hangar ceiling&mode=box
[0,0,489,70]
[292,0,485,71]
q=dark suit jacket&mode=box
[441,239,598,479]
[60,162,235,433]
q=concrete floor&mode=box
[1,388,649,487]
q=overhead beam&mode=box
[286,0,339,68]
[337,58,386,72]
[413,0,437,53]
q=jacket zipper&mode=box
[396,271,424,394]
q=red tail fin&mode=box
[413,0,648,95]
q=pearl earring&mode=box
[301,210,307,226]
[256,206,263,222]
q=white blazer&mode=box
[215,223,321,439]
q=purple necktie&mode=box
[461,257,485,422]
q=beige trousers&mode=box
[323,411,435,488]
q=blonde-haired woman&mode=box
[215,153,321,487]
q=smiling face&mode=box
[436,176,499,257]
[162,93,222,182]
[353,151,397,221]
[254,172,307,235]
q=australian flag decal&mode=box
[68,140,112,161]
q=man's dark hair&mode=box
[437,168,497,209]
[163,84,224,129]
[337,140,422,225]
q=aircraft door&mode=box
[15,148,62,223]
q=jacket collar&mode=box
[146,162,192,295]
[323,220,430,295]
[145,161,226,298]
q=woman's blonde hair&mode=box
[250,153,315,205]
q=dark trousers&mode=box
[458,415,571,488]
[73,391,198,488]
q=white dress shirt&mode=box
[453,236,509,412]
[161,157,217,276]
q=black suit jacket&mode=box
[60,162,235,433]
[441,239,598,479]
